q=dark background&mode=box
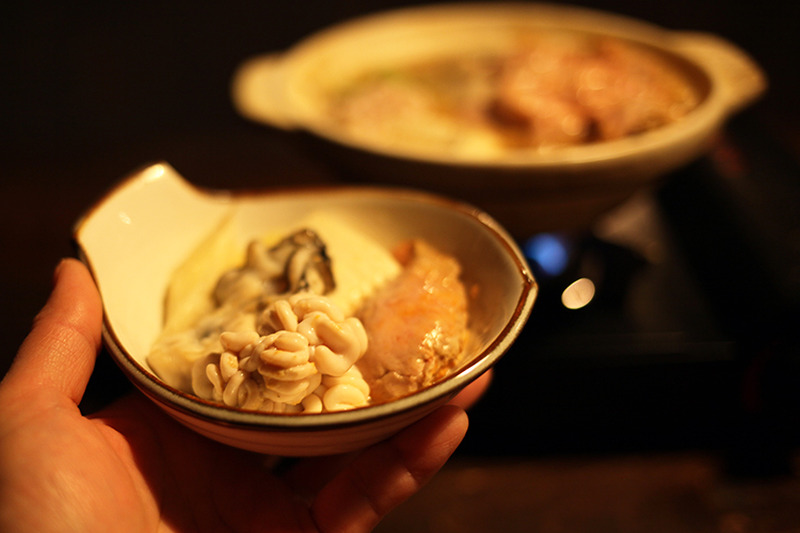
[3,0,799,458]
[3,2,800,530]
[4,0,798,170]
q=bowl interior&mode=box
[74,163,536,426]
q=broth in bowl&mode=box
[148,212,475,414]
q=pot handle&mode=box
[231,54,297,130]
[671,32,767,115]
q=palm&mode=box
[0,259,473,533]
[3,387,332,532]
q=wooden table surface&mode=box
[376,452,800,533]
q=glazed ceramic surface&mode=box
[74,162,537,456]
[231,2,765,236]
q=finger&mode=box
[286,371,491,503]
[3,258,103,404]
[281,452,358,505]
[311,405,468,533]
[285,369,491,502]
[449,369,493,410]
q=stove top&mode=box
[461,112,800,463]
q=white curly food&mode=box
[192,293,371,413]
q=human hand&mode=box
[0,258,480,533]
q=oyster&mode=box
[213,228,336,309]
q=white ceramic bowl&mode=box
[231,2,765,236]
[73,162,537,456]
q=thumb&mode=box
[2,258,103,404]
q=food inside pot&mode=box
[328,32,700,156]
